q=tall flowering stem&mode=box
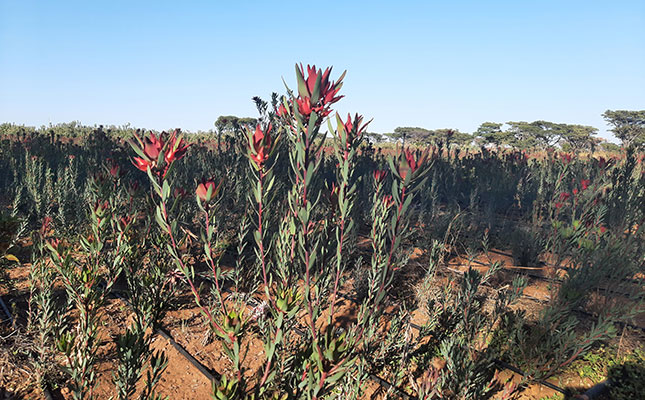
[327,113,370,322]
[362,149,431,324]
[282,65,345,350]
[246,122,286,390]
[129,131,236,362]
[47,173,126,400]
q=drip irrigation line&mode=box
[106,288,221,382]
[580,379,610,399]
[108,286,413,399]
[493,359,569,395]
[485,249,644,286]
[0,295,13,325]
[156,327,221,382]
[335,293,572,396]
[465,256,643,301]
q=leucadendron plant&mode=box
[46,170,128,400]
[131,129,254,395]
[246,65,435,398]
[496,152,644,389]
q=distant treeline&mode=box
[2,109,643,152]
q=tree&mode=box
[558,124,598,152]
[475,122,513,147]
[214,115,257,143]
[387,127,435,145]
[602,110,645,148]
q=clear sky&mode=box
[1,1,644,141]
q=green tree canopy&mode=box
[602,110,645,148]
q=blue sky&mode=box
[1,1,643,141]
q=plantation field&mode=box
[0,66,644,400]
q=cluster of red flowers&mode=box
[560,153,574,164]
[131,130,190,177]
[554,178,593,209]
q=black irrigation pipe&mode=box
[462,258,645,333]
[334,292,573,396]
[486,248,644,286]
[109,287,415,399]
[101,264,632,399]
[107,288,221,383]
[0,295,13,325]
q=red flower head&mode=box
[164,130,190,165]
[598,157,606,169]
[106,158,121,178]
[599,226,607,234]
[131,130,189,177]
[561,153,573,164]
[559,192,571,201]
[573,188,579,196]
[581,179,591,191]
[144,133,163,160]
[397,148,428,180]
[248,124,273,169]
[296,97,312,116]
[40,216,53,237]
[277,103,288,118]
[196,178,222,203]
[133,156,152,172]
[555,202,563,209]
[174,187,188,199]
[294,64,345,120]
[338,113,370,152]
[373,170,387,183]
[298,64,344,106]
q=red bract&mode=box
[40,216,53,237]
[196,179,221,203]
[144,133,163,159]
[298,64,344,107]
[373,170,387,183]
[397,148,428,180]
[164,130,190,165]
[559,192,571,201]
[598,157,606,169]
[339,113,370,150]
[131,130,190,177]
[555,202,563,209]
[561,153,573,164]
[248,124,273,169]
[133,157,151,172]
[277,103,288,117]
[581,179,591,191]
[296,97,312,116]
